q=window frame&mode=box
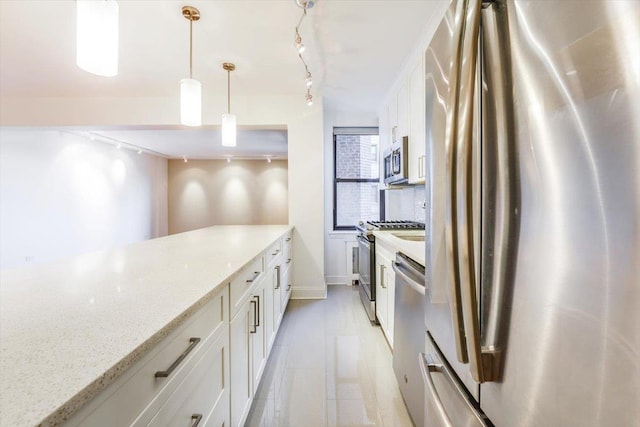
[332,128,385,231]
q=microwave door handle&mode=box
[443,0,470,365]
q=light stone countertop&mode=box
[373,230,425,266]
[0,225,292,427]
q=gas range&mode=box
[356,220,425,235]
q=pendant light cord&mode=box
[189,20,193,79]
[227,69,231,114]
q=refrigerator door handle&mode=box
[443,0,470,365]
[420,352,489,427]
[420,353,455,427]
[456,0,498,383]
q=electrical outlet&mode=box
[25,255,35,262]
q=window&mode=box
[333,127,383,230]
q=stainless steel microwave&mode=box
[383,136,409,185]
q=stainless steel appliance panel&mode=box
[392,254,426,427]
[479,1,640,426]
[356,234,376,322]
[425,0,480,399]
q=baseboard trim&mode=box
[291,286,327,300]
[325,275,348,286]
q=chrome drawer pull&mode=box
[191,414,203,427]
[286,258,291,264]
[285,237,291,242]
[272,249,280,256]
[275,265,281,289]
[155,337,200,378]
[246,271,261,284]
[250,300,258,333]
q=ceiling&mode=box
[0,0,444,158]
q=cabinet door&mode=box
[385,265,396,349]
[264,266,275,354]
[378,105,390,188]
[230,300,252,427]
[388,97,398,144]
[409,54,426,184]
[375,260,388,331]
[397,79,409,140]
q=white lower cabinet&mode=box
[63,231,293,427]
[230,297,252,427]
[375,241,396,349]
[147,327,229,427]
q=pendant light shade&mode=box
[76,0,119,76]
[221,114,237,147]
[222,62,237,147]
[181,78,202,127]
[180,6,201,127]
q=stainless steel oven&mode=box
[356,220,425,324]
[356,233,376,322]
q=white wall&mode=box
[0,129,168,269]
[0,94,325,299]
[168,159,288,234]
[323,110,378,285]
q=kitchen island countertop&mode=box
[0,225,292,427]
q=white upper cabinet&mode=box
[408,53,426,184]
[396,79,409,141]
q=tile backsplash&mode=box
[385,185,426,223]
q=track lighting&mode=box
[295,0,315,106]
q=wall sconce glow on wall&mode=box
[180,6,202,127]
[76,0,119,76]
[221,62,237,147]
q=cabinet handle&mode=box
[155,337,200,378]
[249,300,257,334]
[286,258,291,264]
[272,249,280,256]
[287,284,292,291]
[381,265,386,288]
[254,295,260,327]
[246,271,261,284]
[286,237,291,242]
[191,414,203,427]
[275,265,281,289]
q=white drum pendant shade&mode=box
[221,114,237,147]
[76,0,119,76]
[181,78,202,127]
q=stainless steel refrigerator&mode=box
[422,0,640,426]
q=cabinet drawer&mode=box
[265,239,283,267]
[69,288,228,427]
[146,328,229,427]
[230,255,264,318]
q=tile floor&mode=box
[245,285,414,427]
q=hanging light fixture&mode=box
[76,0,119,76]
[221,62,237,147]
[180,6,202,127]
[306,89,313,106]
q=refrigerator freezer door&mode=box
[479,1,640,426]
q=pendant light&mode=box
[76,0,119,76]
[222,62,237,147]
[180,6,201,127]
